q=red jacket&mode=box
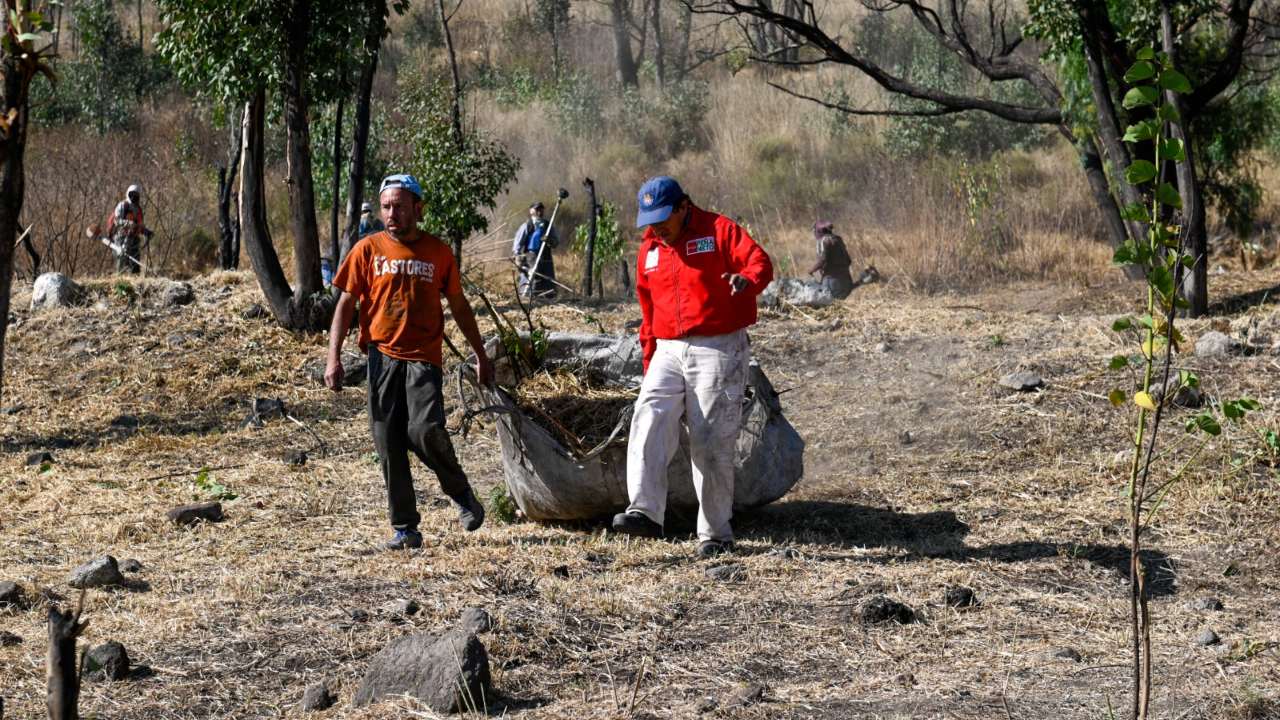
[636,206,773,371]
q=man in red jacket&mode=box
[611,176,773,558]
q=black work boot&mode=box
[611,511,663,538]
[453,489,485,532]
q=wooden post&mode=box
[582,177,597,297]
[47,601,86,720]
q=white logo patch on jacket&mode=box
[644,248,660,273]
[686,237,716,255]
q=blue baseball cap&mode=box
[635,176,685,228]
[379,173,423,199]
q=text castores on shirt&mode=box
[373,256,436,283]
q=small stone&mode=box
[459,607,493,635]
[766,547,803,560]
[352,629,491,712]
[2,404,25,415]
[1189,597,1224,612]
[284,449,308,467]
[861,595,917,625]
[84,641,130,681]
[68,556,125,589]
[873,342,889,353]
[25,451,54,466]
[899,430,914,445]
[160,281,195,307]
[300,681,335,712]
[109,414,140,430]
[348,608,370,623]
[551,565,570,578]
[1195,331,1237,358]
[166,501,224,526]
[241,303,269,320]
[0,581,23,607]
[242,397,287,428]
[998,371,1044,392]
[386,599,420,616]
[119,559,143,574]
[694,696,719,713]
[0,631,21,646]
[729,682,766,707]
[1196,629,1220,646]
[704,564,746,582]
[1034,646,1082,663]
[943,586,978,609]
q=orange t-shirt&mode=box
[332,230,462,366]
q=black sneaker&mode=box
[386,528,423,550]
[611,511,663,538]
[454,490,485,532]
[696,539,734,558]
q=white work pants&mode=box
[626,330,749,542]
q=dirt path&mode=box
[2,272,1278,719]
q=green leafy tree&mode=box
[393,74,519,263]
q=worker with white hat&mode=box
[106,184,153,274]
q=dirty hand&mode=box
[324,359,344,392]
[475,354,495,387]
[722,273,749,296]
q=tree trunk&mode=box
[651,0,664,86]
[617,257,631,297]
[0,52,31,408]
[283,0,323,300]
[341,0,385,265]
[218,107,243,270]
[1161,6,1208,317]
[609,0,639,87]
[582,177,597,296]
[549,11,562,80]
[437,0,464,149]
[330,95,344,272]
[46,605,85,720]
[240,91,300,326]
[675,1,692,79]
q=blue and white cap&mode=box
[635,176,685,228]
[379,173,423,200]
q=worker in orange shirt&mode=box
[612,176,774,558]
[325,174,494,550]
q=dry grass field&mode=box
[3,265,1280,719]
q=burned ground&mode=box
[2,270,1279,719]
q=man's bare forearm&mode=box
[328,292,357,361]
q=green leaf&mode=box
[1137,314,1155,329]
[1112,317,1133,332]
[1188,413,1221,436]
[1156,182,1183,209]
[1109,355,1130,370]
[1136,48,1156,61]
[1109,389,1127,407]
[1238,398,1262,411]
[1159,69,1192,94]
[1179,370,1199,389]
[1120,202,1151,223]
[1112,241,1140,266]
[1159,138,1185,163]
[1223,401,1244,420]
[1124,61,1156,83]
[1122,86,1160,109]
[1150,264,1175,300]
[1157,104,1182,124]
[1123,120,1158,143]
[1126,160,1158,185]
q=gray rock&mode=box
[728,682,766,707]
[1189,597,1224,612]
[386,599,420,617]
[242,398,287,428]
[25,451,54,466]
[284,450,308,467]
[31,273,82,311]
[861,595,917,625]
[943,586,978,609]
[84,641,130,681]
[459,607,493,635]
[1196,629,1220,646]
[0,630,21,646]
[766,547,804,561]
[351,629,491,712]
[873,342,890,353]
[0,581,24,607]
[1034,646,1082,663]
[300,681,335,712]
[160,281,195,307]
[759,279,834,309]
[704,564,746,582]
[998,371,1044,392]
[1195,331,1237,358]
[241,303,269,320]
[68,556,124,589]
[120,559,143,574]
[166,501,224,526]
[694,696,719,714]
[1152,375,1204,408]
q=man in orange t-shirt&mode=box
[325,173,495,550]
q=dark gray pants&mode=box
[368,346,471,530]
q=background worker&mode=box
[359,201,384,238]
[611,176,774,558]
[325,174,494,551]
[512,201,559,298]
[808,220,854,299]
[106,184,153,274]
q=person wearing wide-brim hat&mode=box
[325,174,494,550]
[611,176,774,558]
